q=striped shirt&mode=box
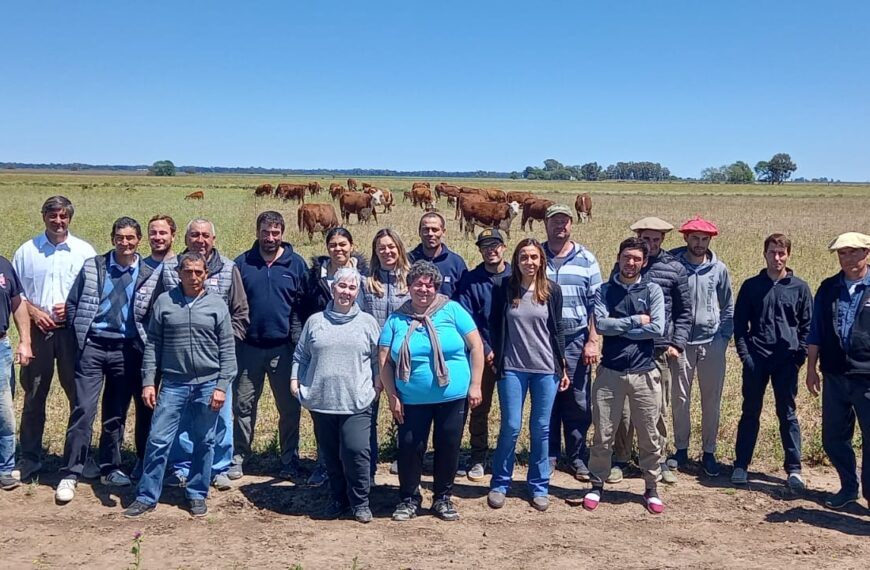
[544,241,602,336]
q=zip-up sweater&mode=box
[671,246,734,345]
[361,268,409,328]
[812,273,870,376]
[594,274,665,373]
[734,269,812,363]
[302,253,370,320]
[235,241,308,347]
[543,241,603,337]
[142,287,237,392]
[409,243,467,298]
[455,262,512,355]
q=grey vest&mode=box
[162,250,235,303]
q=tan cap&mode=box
[630,216,674,233]
[545,204,573,219]
[828,232,870,251]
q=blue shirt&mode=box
[379,301,477,405]
[808,271,870,349]
[90,253,140,339]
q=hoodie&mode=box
[409,243,467,298]
[670,246,734,345]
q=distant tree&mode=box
[726,161,754,184]
[149,160,176,176]
[754,160,771,183]
[767,153,797,184]
[543,158,564,172]
[509,171,520,179]
[579,162,603,181]
[701,166,728,183]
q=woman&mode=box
[487,238,569,512]
[361,228,411,481]
[379,261,484,522]
[291,267,380,523]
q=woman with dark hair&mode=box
[487,238,569,512]
[379,260,484,522]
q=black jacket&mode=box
[489,278,566,379]
[454,262,512,356]
[814,273,870,376]
[302,253,370,320]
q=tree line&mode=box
[700,153,797,185]
[522,159,673,181]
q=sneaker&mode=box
[455,466,467,478]
[164,470,187,488]
[731,467,748,485]
[226,463,243,480]
[101,469,132,487]
[667,449,689,470]
[82,457,101,480]
[583,488,602,511]
[531,496,549,512]
[16,459,42,482]
[306,465,328,487]
[188,499,208,517]
[278,461,303,480]
[391,500,418,521]
[0,473,21,491]
[123,500,156,518]
[606,464,625,484]
[55,477,77,503]
[431,498,460,521]
[702,453,720,477]
[824,489,859,510]
[467,463,486,482]
[573,460,591,482]
[487,490,506,509]
[212,472,233,491]
[660,463,678,485]
[322,501,350,520]
[787,472,806,492]
[643,488,665,514]
[389,460,399,475]
[352,505,373,524]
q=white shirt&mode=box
[12,231,97,318]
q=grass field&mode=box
[1,170,868,473]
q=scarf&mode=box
[325,300,359,325]
[395,293,451,386]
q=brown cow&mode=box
[308,181,322,195]
[254,183,273,197]
[340,192,378,225]
[454,193,487,228]
[461,201,521,239]
[185,190,204,200]
[328,183,346,201]
[358,207,375,224]
[412,181,431,189]
[402,190,413,203]
[575,192,592,223]
[276,183,306,204]
[347,178,358,192]
[411,186,434,210]
[506,191,535,204]
[521,198,555,231]
[297,203,339,242]
[362,182,373,191]
[481,188,506,203]
[435,182,461,201]
[380,189,394,213]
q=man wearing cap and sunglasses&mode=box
[806,232,870,510]
[669,216,734,477]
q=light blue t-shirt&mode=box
[379,301,477,405]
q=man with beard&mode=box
[409,212,467,298]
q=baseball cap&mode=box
[630,216,674,233]
[476,228,505,247]
[828,232,870,251]
[679,216,719,236]
[545,204,573,219]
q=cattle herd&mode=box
[252,179,593,242]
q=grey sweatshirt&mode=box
[291,305,380,414]
[671,246,734,345]
[142,287,238,392]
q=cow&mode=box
[254,183,273,197]
[329,183,346,201]
[411,186,434,210]
[276,183,306,204]
[297,203,339,242]
[435,182,461,201]
[461,201,521,239]
[347,178,358,192]
[481,188,506,203]
[340,192,378,225]
[412,181,431,189]
[185,190,204,200]
[308,181,322,195]
[454,192,487,229]
[506,191,535,205]
[521,198,555,231]
[575,192,592,223]
[402,190,413,203]
[380,189,394,213]
[358,207,375,224]
[362,182,373,191]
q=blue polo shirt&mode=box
[91,253,140,339]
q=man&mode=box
[233,211,308,479]
[543,204,603,480]
[806,232,870,510]
[733,233,811,489]
[669,216,734,477]
[163,218,249,490]
[123,252,237,518]
[12,196,96,481]
[0,253,33,490]
[55,217,164,503]
[455,228,512,481]
[611,217,691,485]
[584,237,666,514]
[409,211,467,298]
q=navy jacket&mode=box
[455,262,512,355]
[812,273,870,377]
[409,243,467,298]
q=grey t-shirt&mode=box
[503,288,554,374]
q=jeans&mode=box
[136,381,220,504]
[468,363,498,465]
[549,330,592,467]
[312,408,372,508]
[397,398,467,504]
[822,372,870,499]
[734,353,802,473]
[490,371,558,497]
[169,388,234,478]
[0,339,15,475]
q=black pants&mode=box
[549,330,592,468]
[61,337,143,478]
[397,398,467,504]
[312,408,372,508]
[822,372,870,499]
[734,353,802,473]
[134,372,160,462]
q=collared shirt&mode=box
[90,253,140,339]
[12,231,97,318]
[544,241,602,336]
[808,270,870,349]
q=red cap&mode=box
[679,216,719,236]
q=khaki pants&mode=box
[613,347,672,463]
[589,366,662,486]
[670,338,727,454]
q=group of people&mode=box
[1,195,868,523]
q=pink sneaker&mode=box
[582,489,601,511]
[644,489,665,514]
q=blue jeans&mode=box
[136,381,220,504]
[822,372,870,499]
[168,388,233,478]
[0,339,15,475]
[491,370,558,497]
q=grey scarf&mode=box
[395,294,451,386]
[325,300,359,324]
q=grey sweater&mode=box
[142,287,238,392]
[291,305,380,414]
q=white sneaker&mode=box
[100,469,132,487]
[56,478,77,502]
[787,472,806,491]
[731,467,748,485]
[82,457,101,480]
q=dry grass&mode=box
[1,171,867,471]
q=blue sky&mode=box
[2,1,868,180]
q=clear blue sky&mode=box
[2,1,868,180]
